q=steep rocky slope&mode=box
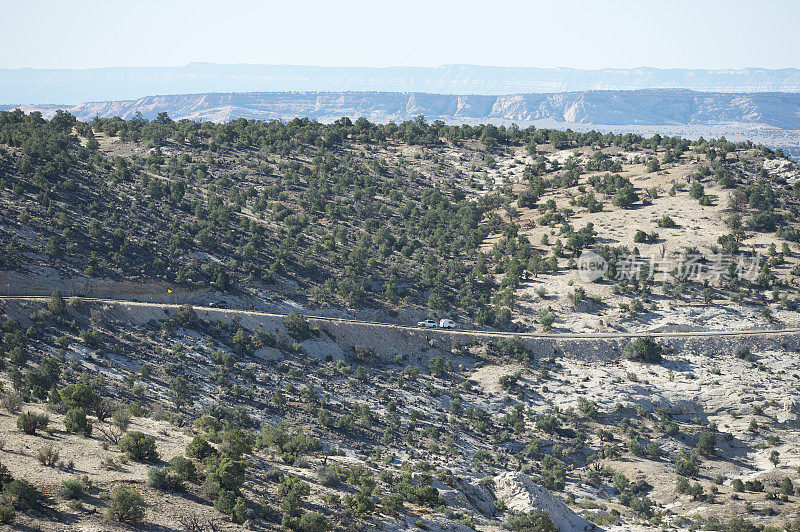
[2,295,800,531]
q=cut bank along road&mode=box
[3,295,800,340]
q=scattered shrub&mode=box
[169,456,198,483]
[743,479,764,492]
[696,431,716,456]
[3,479,38,511]
[64,407,93,436]
[107,487,145,522]
[657,215,676,228]
[535,415,560,434]
[284,311,312,341]
[622,337,663,363]
[118,431,159,462]
[112,408,132,432]
[59,383,99,410]
[0,392,23,414]
[17,411,49,435]
[213,489,247,522]
[0,505,13,524]
[539,455,566,491]
[147,467,184,491]
[495,336,533,363]
[186,435,216,460]
[205,457,247,493]
[505,510,558,532]
[299,511,330,532]
[675,457,698,478]
[36,443,60,468]
[60,477,87,500]
[220,426,254,458]
[382,493,405,514]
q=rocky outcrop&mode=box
[493,472,598,531]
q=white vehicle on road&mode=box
[439,319,456,329]
[417,319,438,328]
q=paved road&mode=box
[3,295,799,340]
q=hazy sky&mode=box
[3,0,799,70]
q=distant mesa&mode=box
[3,64,800,104]
[4,89,800,130]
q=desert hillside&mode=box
[2,109,799,333]
[1,110,800,530]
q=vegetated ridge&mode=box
[9,89,800,159]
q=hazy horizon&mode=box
[5,64,800,106]
[5,63,800,72]
[3,0,799,70]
